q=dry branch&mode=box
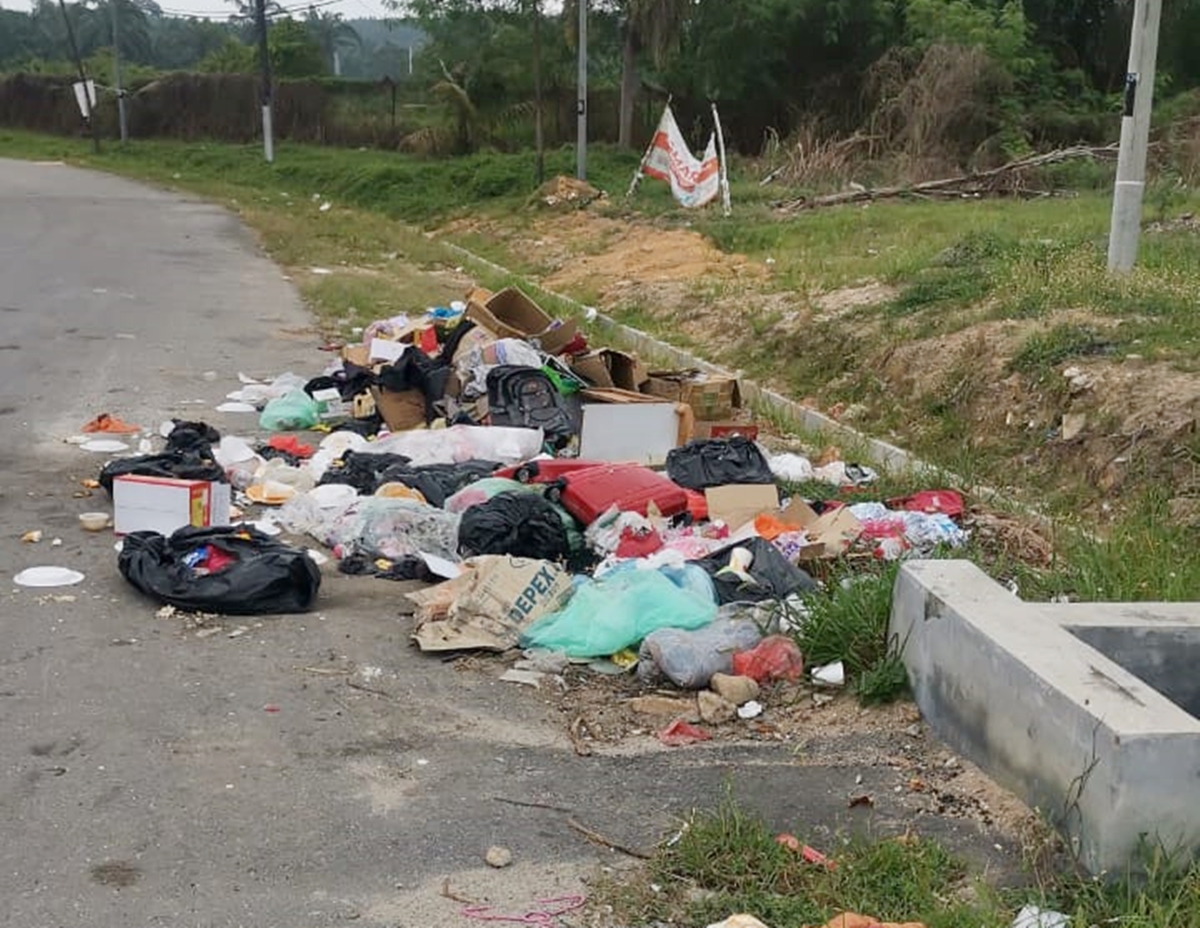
[777,145,1117,213]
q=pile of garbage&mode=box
[73,284,969,726]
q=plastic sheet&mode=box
[519,567,717,658]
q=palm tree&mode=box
[305,7,360,75]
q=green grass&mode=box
[598,793,1200,928]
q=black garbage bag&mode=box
[99,451,227,495]
[693,536,816,605]
[458,491,570,561]
[376,459,500,508]
[666,436,774,491]
[165,419,221,454]
[118,525,321,615]
[317,450,412,495]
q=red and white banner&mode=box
[640,105,722,209]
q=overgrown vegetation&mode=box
[604,792,1200,928]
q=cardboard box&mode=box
[778,498,863,560]
[646,369,742,421]
[113,475,231,536]
[570,351,614,388]
[692,419,759,442]
[312,386,347,422]
[341,344,371,368]
[569,348,647,390]
[466,286,579,355]
[705,484,781,530]
[371,385,426,431]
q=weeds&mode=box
[792,562,907,704]
[1008,323,1119,374]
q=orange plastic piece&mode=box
[81,413,140,434]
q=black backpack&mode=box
[486,365,579,444]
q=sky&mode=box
[1,0,398,19]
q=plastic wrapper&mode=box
[519,567,717,659]
[118,525,320,615]
[259,390,320,431]
[638,617,766,689]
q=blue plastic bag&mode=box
[519,567,717,658]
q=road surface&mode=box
[0,159,1012,927]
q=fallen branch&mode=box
[777,145,1117,212]
[566,817,652,859]
[492,796,574,814]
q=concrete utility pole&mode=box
[255,0,274,163]
[58,0,100,153]
[111,0,128,143]
[1107,0,1163,272]
[576,0,587,180]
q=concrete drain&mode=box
[890,559,1200,874]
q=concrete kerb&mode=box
[890,559,1200,874]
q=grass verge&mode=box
[597,793,1200,928]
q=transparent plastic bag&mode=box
[637,617,766,689]
[369,425,543,466]
[519,568,717,659]
[326,497,461,562]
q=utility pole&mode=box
[58,0,100,153]
[576,0,587,180]
[110,0,128,143]
[255,0,274,163]
[532,0,544,185]
[1107,0,1163,272]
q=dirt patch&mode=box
[543,218,763,293]
[489,666,1036,845]
[814,280,899,319]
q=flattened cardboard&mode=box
[371,386,426,431]
[410,556,573,652]
[705,484,781,530]
[779,498,863,559]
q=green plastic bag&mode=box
[259,390,320,431]
[519,568,717,659]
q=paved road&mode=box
[0,159,1013,928]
